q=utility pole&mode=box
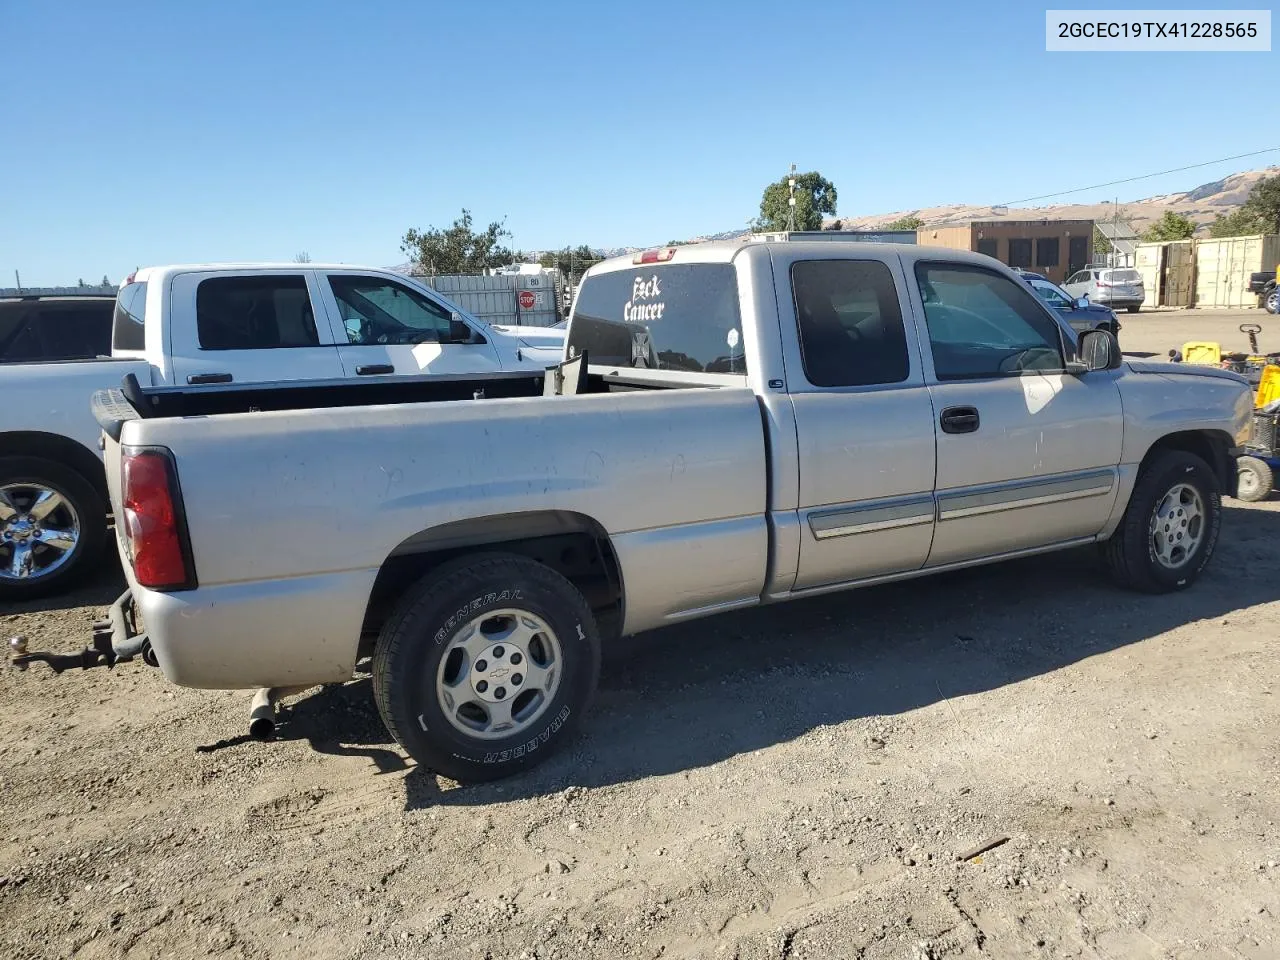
[786,164,797,233]
[1113,196,1119,267]
[14,270,21,293]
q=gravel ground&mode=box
[1118,307,1276,358]
[2,501,1279,960]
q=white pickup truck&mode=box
[0,263,564,600]
[16,240,1252,783]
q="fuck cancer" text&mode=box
[623,274,665,323]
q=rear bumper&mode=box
[135,570,377,689]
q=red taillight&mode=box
[121,448,193,590]
[632,247,677,265]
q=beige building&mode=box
[915,219,1095,285]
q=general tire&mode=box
[372,553,601,783]
[1102,449,1221,593]
[0,455,106,602]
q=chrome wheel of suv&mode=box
[0,482,81,582]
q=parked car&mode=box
[1013,269,1121,339]
[0,264,565,600]
[21,240,1252,783]
[1251,270,1278,313]
[0,295,114,364]
[1063,267,1146,313]
[1248,269,1275,296]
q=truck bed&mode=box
[100,365,769,687]
[94,363,690,438]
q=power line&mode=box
[1000,146,1280,207]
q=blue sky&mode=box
[2,0,1276,285]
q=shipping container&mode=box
[1194,235,1280,309]
[398,271,562,328]
[1134,240,1194,308]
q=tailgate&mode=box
[91,387,141,530]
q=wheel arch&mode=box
[1140,429,1237,498]
[360,510,624,652]
[0,431,108,501]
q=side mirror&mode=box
[1076,329,1122,373]
[447,315,481,344]
[1074,297,1090,310]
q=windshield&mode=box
[1028,278,1073,308]
[567,263,746,375]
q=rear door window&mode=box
[567,264,746,375]
[196,276,319,350]
[791,259,909,387]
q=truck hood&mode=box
[487,324,567,350]
[1124,358,1250,385]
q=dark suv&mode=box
[0,295,115,364]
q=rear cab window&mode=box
[1102,269,1142,284]
[566,263,746,376]
[113,282,148,352]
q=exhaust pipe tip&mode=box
[248,712,276,741]
[247,685,310,741]
[248,687,277,741]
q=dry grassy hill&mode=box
[826,166,1279,237]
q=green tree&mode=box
[1140,211,1197,242]
[885,214,923,231]
[1208,208,1262,238]
[401,209,521,275]
[293,251,311,263]
[1209,174,1280,237]
[538,244,601,281]
[756,171,837,232]
[1092,225,1112,254]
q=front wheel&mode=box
[1102,450,1221,593]
[1236,455,1273,502]
[372,553,601,783]
[0,456,106,602]
[1265,287,1279,315]
[1126,305,1141,314]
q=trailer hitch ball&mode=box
[9,636,28,671]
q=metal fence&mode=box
[402,272,564,328]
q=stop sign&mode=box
[518,290,536,310]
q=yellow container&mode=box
[1181,341,1222,364]
[1257,364,1280,408]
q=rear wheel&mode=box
[1265,287,1279,315]
[1102,450,1221,593]
[0,456,106,602]
[1236,455,1273,502]
[373,553,601,782]
[1126,305,1141,314]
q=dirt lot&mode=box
[2,492,1278,960]
[1118,307,1276,358]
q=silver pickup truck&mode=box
[16,239,1253,782]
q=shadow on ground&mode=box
[1,545,125,616]
[216,506,1280,808]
